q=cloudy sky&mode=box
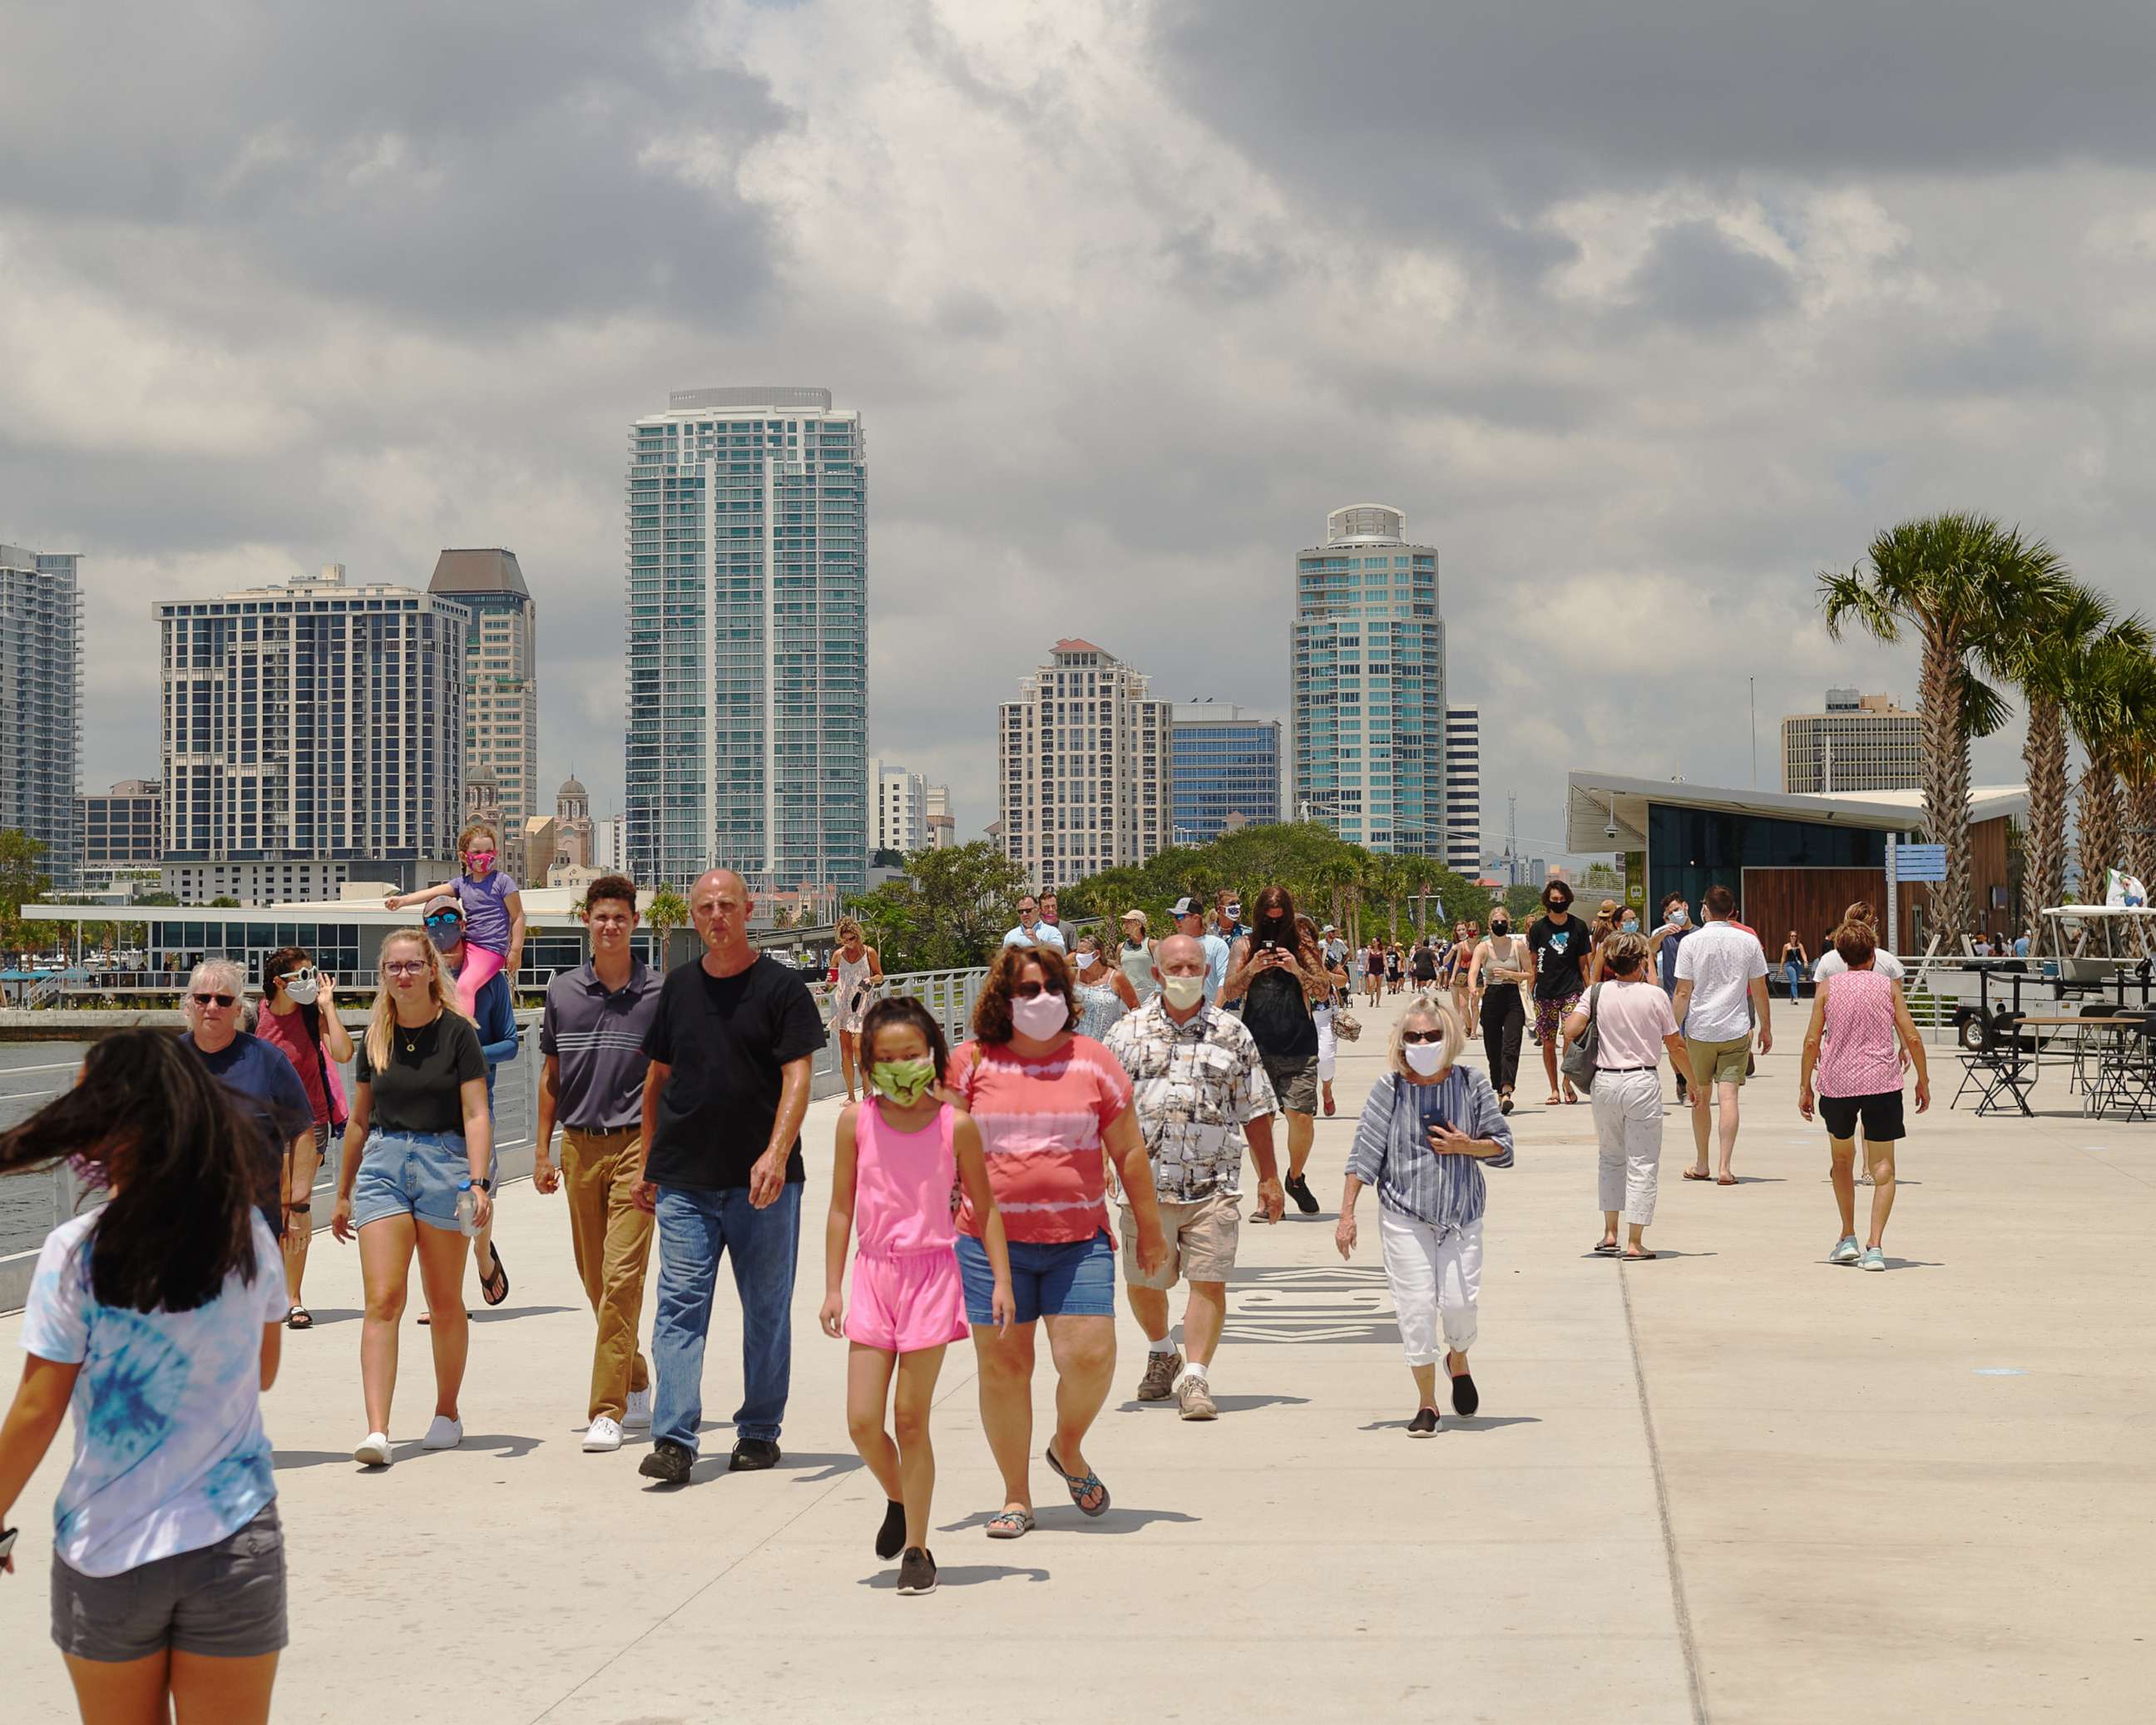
[8,0,2154,864]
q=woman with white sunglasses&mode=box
[254,945,354,1328]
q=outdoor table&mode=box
[2010,1016,2152,1118]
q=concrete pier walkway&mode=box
[3,991,2150,1722]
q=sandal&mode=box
[1681,1169,1713,1182]
[287,1305,314,1330]
[1592,1239,1619,1255]
[1545,1093,1563,1106]
[1044,1445,1110,1517]
[1623,1248,1659,1260]
[985,1507,1036,1540]
[478,1246,509,1307]
[1715,1174,1738,1187]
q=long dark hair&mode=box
[263,944,325,1045]
[0,1031,263,1312]
[859,995,952,1080]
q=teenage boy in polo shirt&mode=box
[535,873,664,1454]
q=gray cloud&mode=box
[1624,220,1794,326]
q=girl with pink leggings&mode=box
[387,824,525,1016]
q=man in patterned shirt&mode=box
[1103,935,1284,1421]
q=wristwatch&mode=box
[473,1177,494,1193]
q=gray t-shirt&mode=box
[541,958,664,1131]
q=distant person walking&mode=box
[1469,910,1531,1113]
[1,1032,292,1725]
[1336,996,1514,1436]
[830,917,885,1103]
[1001,892,1067,952]
[1069,927,1140,1039]
[1363,935,1386,1006]
[330,930,492,1466]
[1308,913,1348,1117]
[1672,885,1771,1185]
[1799,922,1930,1272]
[532,874,663,1454]
[178,958,314,1251]
[387,823,526,1020]
[1652,892,1694,1102]
[1223,887,1328,1215]
[1812,902,1904,982]
[1779,933,1809,1005]
[1172,895,1231,1007]
[635,870,827,1484]
[1564,933,1692,1260]
[253,947,354,1329]
[1118,909,1160,1006]
[1528,882,1593,1105]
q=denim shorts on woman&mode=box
[52,1503,287,1663]
[956,1228,1116,1325]
[350,1129,472,1233]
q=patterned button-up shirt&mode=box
[1102,997,1278,1202]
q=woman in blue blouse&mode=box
[1336,995,1514,1436]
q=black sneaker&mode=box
[1284,1172,1321,1215]
[1449,1372,1480,1418]
[638,1439,694,1483]
[875,1499,907,1561]
[896,1545,938,1596]
[729,1437,781,1472]
[1407,1407,1440,1438]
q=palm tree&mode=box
[1983,580,2129,951]
[1821,514,2071,942]
[2061,627,2156,921]
[645,887,690,967]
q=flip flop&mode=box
[1044,1446,1110,1517]
[286,1305,313,1331]
[478,1247,509,1307]
[1622,1249,1659,1261]
[985,1508,1035,1540]
[1591,1239,1619,1255]
[1681,1169,1713,1181]
[1715,1174,1738,1186]
[1545,1093,1563,1106]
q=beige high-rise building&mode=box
[868,757,927,854]
[998,639,1170,889]
[430,550,537,833]
[924,783,955,850]
[1781,689,1923,794]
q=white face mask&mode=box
[1011,992,1070,1040]
[1074,950,1099,970]
[1160,974,1206,1010]
[1403,1040,1446,1076]
[281,976,320,1006]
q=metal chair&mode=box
[1952,1008,2037,1116]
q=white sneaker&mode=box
[583,1416,625,1453]
[422,1415,462,1451]
[624,1387,652,1430]
[354,1431,392,1467]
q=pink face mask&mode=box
[464,852,496,876]
[1011,991,1069,1040]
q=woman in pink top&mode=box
[945,946,1165,1540]
[1798,922,1930,1272]
[254,945,354,1329]
[1563,932,1694,1260]
[822,997,1011,1597]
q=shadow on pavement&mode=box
[1358,1415,1541,1434]
[1115,1394,1312,1414]
[671,1450,865,1485]
[937,1505,1202,1535]
[469,1305,578,1323]
[857,1564,1051,1589]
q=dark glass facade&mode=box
[1645,802,1886,917]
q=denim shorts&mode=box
[350,1129,472,1233]
[956,1228,1115,1325]
[52,1504,287,1662]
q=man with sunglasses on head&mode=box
[1002,891,1068,952]
[179,956,314,1242]
[423,894,522,1310]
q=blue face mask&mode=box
[1622,919,1639,933]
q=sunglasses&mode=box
[383,960,430,977]
[277,966,318,984]
[1011,981,1054,1000]
[190,991,237,1008]
[1402,1029,1446,1045]
[424,913,463,928]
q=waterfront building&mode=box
[1445,707,1481,875]
[79,779,161,874]
[999,639,1170,887]
[430,549,537,833]
[1781,689,1923,794]
[0,541,82,887]
[1290,506,1446,856]
[624,386,868,897]
[869,757,927,854]
[1169,702,1281,845]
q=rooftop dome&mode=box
[558,774,587,798]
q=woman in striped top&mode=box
[1336,995,1514,1436]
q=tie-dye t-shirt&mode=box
[22,1208,287,1577]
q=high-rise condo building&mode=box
[1444,707,1481,875]
[624,387,868,895]
[924,783,955,850]
[1781,689,1924,794]
[869,757,927,855]
[155,563,466,904]
[1169,702,1281,845]
[591,815,626,872]
[80,779,162,874]
[999,639,1170,888]
[429,549,537,834]
[1290,506,1446,855]
[0,541,82,887]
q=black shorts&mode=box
[1819,1090,1905,1143]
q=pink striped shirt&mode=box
[1815,968,1901,1097]
[947,1035,1133,1245]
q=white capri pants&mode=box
[1591,1065,1664,1225]
[1314,1006,1337,1082]
[1378,1208,1481,1366]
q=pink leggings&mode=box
[456,945,506,1016]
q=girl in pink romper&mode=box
[821,998,1012,1594]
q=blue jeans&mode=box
[650,1182,802,1453]
[1784,962,1803,1003]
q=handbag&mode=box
[1559,983,1602,1094]
[1333,1007,1362,1042]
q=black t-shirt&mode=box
[641,955,828,1190]
[1528,915,1591,999]
[353,1012,487,1135]
[1411,946,1439,981]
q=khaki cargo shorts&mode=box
[1119,1189,1240,1290]
[1685,1034,1753,1088]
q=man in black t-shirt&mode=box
[634,869,826,1485]
[1528,881,1592,1104]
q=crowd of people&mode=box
[0,853,1932,1706]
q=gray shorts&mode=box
[52,1503,288,1663]
[1262,1052,1321,1116]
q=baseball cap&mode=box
[1121,907,1147,923]
[1170,895,1204,919]
[1322,923,1337,934]
[423,894,464,922]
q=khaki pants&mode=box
[561,1127,655,1422]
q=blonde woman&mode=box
[1335,996,1514,1436]
[830,917,884,1102]
[330,930,492,1467]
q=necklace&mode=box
[398,1011,437,1055]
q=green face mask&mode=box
[868,1058,937,1105]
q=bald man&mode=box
[635,868,828,1483]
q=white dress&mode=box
[835,949,877,1034]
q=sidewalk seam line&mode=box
[1619,1261,1709,1725]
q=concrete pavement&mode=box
[2,991,2151,1723]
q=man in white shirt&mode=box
[1670,884,1770,1185]
[1001,892,1068,951]
[1812,902,1904,982]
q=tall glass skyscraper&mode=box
[430,549,537,834]
[1170,702,1281,845]
[1290,506,1446,855]
[0,542,82,887]
[624,387,868,896]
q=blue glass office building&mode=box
[1170,704,1281,845]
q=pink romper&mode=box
[844,1100,970,1354]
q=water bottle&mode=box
[455,1179,479,1238]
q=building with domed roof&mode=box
[430,548,537,834]
[554,773,593,870]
